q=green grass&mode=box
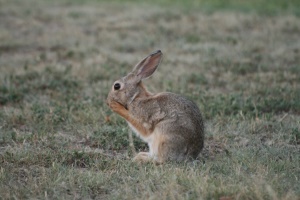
[0,0,300,199]
[52,0,300,15]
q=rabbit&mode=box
[106,50,204,163]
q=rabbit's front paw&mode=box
[109,100,124,112]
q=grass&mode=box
[0,0,300,199]
[51,0,300,15]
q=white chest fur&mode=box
[127,122,148,141]
[127,121,155,156]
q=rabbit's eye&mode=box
[114,83,121,90]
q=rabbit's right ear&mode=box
[132,50,163,81]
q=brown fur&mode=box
[107,50,204,163]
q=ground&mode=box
[0,0,299,199]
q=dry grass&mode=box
[0,0,299,199]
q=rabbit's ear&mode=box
[132,50,163,80]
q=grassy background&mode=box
[0,0,300,199]
[50,0,300,15]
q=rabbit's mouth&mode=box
[122,101,128,110]
[106,96,127,110]
[115,99,128,110]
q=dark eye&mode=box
[114,83,121,90]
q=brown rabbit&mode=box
[107,50,204,163]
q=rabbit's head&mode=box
[107,50,163,109]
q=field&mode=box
[0,0,299,199]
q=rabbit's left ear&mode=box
[132,50,163,80]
